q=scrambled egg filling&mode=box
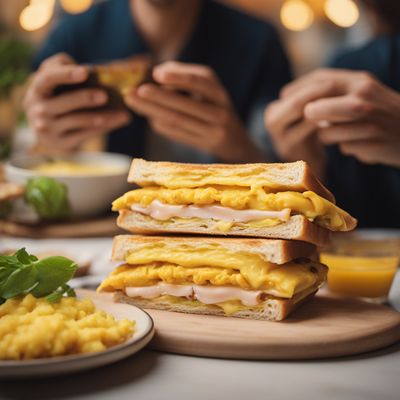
[112,186,351,231]
[0,295,134,360]
[99,244,327,299]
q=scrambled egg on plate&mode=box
[0,294,134,360]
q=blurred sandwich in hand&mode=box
[0,182,24,218]
[112,159,357,246]
[53,55,153,111]
[98,235,327,321]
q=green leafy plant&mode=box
[0,248,78,304]
[25,176,71,220]
[0,30,33,99]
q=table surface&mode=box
[1,236,399,400]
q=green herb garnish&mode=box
[25,177,71,220]
[0,248,78,304]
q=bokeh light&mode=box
[60,0,93,14]
[19,1,54,32]
[324,0,360,28]
[281,0,315,32]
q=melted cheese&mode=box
[98,244,327,298]
[113,186,352,231]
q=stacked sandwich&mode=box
[99,159,357,321]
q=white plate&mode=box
[0,290,154,379]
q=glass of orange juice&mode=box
[320,230,400,304]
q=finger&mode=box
[266,80,337,133]
[338,140,385,164]
[61,128,111,152]
[47,110,131,135]
[318,122,381,145]
[37,89,108,117]
[150,119,206,150]
[37,127,109,154]
[136,84,227,124]
[281,68,353,99]
[30,65,89,98]
[281,120,317,148]
[153,61,229,106]
[305,95,376,123]
[126,92,208,136]
[39,53,75,70]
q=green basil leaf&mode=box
[31,256,78,297]
[25,177,71,220]
[14,248,37,264]
[0,254,22,269]
[0,266,38,299]
[46,284,76,303]
[46,287,64,303]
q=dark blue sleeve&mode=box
[247,28,292,161]
[33,14,79,70]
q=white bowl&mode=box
[5,152,131,219]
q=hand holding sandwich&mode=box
[125,61,263,163]
[24,53,132,154]
[265,69,400,171]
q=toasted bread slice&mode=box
[111,234,317,265]
[114,288,317,322]
[0,182,25,202]
[116,211,331,247]
[128,159,335,203]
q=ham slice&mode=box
[125,283,266,306]
[131,200,291,223]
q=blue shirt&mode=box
[328,35,400,228]
[35,0,291,162]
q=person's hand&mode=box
[264,77,332,177]
[125,61,263,162]
[23,53,132,154]
[287,69,400,168]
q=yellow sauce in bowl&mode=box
[320,253,398,299]
[32,161,125,176]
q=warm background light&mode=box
[324,0,360,28]
[60,0,93,14]
[19,1,54,32]
[280,0,314,32]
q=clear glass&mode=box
[320,230,400,304]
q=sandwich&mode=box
[0,182,24,218]
[112,159,357,246]
[98,235,328,321]
[0,182,24,202]
[53,55,153,111]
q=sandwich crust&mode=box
[111,234,318,265]
[116,211,331,247]
[128,159,336,203]
[114,289,317,322]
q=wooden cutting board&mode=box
[145,295,400,360]
[0,216,122,238]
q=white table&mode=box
[1,236,399,400]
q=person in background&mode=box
[24,0,291,163]
[265,0,400,228]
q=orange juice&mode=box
[320,253,398,299]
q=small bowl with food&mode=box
[4,152,131,221]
